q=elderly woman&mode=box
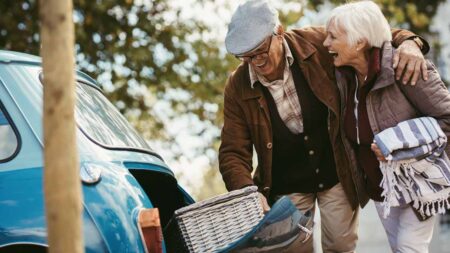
[323,1,450,252]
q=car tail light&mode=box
[138,208,163,253]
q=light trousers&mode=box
[374,202,436,253]
[277,183,359,253]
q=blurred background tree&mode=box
[308,0,444,33]
[1,0,449,199]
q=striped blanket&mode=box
[374,117,450,218]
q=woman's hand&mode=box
[258,192,271,213]
[371,143,387,162]
[393,40,428,86]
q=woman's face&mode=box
[323,23,359,67]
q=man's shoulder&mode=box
[284,26,329,61]
[287,26,326,39]
[284,26,327,53]
[225,63,251,96]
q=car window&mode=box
[0,103,19,162]
[75,83,152,151]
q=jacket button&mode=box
[266,142,272,149]
[304,135,309,141]
[309,150,314,155]
[318,183,324,189]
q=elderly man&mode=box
[218,0,429,252]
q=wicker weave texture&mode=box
[175,186,264,253]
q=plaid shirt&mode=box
[249,38,303,134]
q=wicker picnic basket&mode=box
[164,186,264,253]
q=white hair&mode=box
[325,1,392,47]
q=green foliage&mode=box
[0,1,40,54]
[0,0,235,141]
[377,0,445,33]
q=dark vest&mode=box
[261,59,338,195]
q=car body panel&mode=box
[0,167,108,252]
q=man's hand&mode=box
[393,40,428,86]
[371,143,387,162]
[258,192,271,213]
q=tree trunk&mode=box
[39,0,83,252]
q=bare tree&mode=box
[40,0,83,252]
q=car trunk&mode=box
[128,168,193,227]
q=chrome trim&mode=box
[0,242,48,248]
[80,162,102,184]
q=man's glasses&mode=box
[235,35,274,67]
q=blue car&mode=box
[0,50,312,253]
[0,50,196,252]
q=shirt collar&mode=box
[249,38,294,88]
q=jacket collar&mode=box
[284,31,317,61]
[241,64,264,100]
[284,30,339,116]
[372,41,396,91]
[366,48,381,84]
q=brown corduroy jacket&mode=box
[219,26,423,210]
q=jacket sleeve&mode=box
[218,77,255,191]
[399,61,450,135]
[391,28,430,54]
[298,26,429,54]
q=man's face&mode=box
[236,34,284,78]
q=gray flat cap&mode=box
[225,0,278,55]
